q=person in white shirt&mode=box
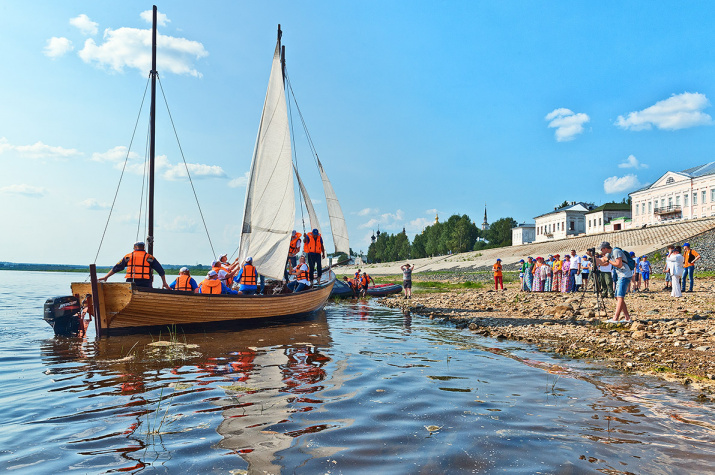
[665,245,684,298]
[598,254,614,298]
[569,250,581,293]
[594,242,632,323]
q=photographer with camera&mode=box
[594,241,632,323]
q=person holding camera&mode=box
[594,242,632,323]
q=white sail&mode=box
[239,39,295,280]
[293,163,321,234]
[316,157,350,256]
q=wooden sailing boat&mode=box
[65,8,346,335]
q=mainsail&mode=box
[317,157,350,256]
[239,37,295,280]
[293,163,321,234]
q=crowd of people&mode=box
[342,269,375,297]
[99,228,330,296]
[491,241,704,323]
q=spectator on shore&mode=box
[597,252,614,298]
[493,259,503,291]
[551,254,562,291]
[663,245,675,292]
[532,257,546,292]
[401,263,415,299]
[681,243,701,292]
[524,257,534,291]
[518,259,526,291]
[561,255,572,293]
[569,250,581,293]
[581,255,591,290]
[666,246,685,298]
[595,242,632,323]
[629,251,640,292]
[639,256,651,292]
[544,255,554,292]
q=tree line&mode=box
[366,214,517,263]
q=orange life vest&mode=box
[125,250,152,280]
[289,233,302,255]
[175,274,193,291]
[296,265,309,281]
[241,264,257,286]
[493,264,502,277]
[304,233,324,254]
[361,273,370,286]
[200,278,222,294]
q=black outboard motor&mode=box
[44,296,82,336]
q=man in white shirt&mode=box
[598,254,614,298]
[595,241,632,323]
[569,250,581,293]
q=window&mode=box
[685,194,689,207]
[648,202,652,213]
[693,193,698,205]
[711,189,715,202]
[599,217,602,225]
[642,203,645,214]
[635,206,639,216]
[588,219,591,227]
[661,199,665,208]
[666,177,675,184]
[676,195,681,206]
[668,197,673,207]
[703,191,707,203]
[570,221,575,231]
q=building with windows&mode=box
[533,202,595,242]
[630,162,715,226]
[511,222,535,246]
[585,203,632,234]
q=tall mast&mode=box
[278,24,285,82]
[147,5,158,256]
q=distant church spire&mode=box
[481,203,489,231]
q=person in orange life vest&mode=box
[342,276,358,297]
[198,270,237,294]
[235,257,259,295]
[170,267,198,292]
[303,228,326,284]
[98,241,169,289]
[284,230,302,281]
[287,256,311,292]
[359,271,375,297]
[681,243,701,292]
[493,259,503,290]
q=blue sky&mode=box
[2,2,715,265]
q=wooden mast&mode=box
[148,5,158,256]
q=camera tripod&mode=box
[577,268,608,317]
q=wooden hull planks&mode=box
[71,280,334,333]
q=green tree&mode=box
[557,200,570,209]
[486,217,517,247]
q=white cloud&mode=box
[163,162,226,181]
[357,207,378,216]
[0,137,80,159]
[44,37,73,58]
[618,154,648,169]
[79,198,110,210]
[0,184,46,197]
[78,27,208,77]
[92,145,140,163]
[359,209,405,229]
[425,208,438,215]
[140,10,171,27]
[545,108,590,142]
[603,174,641,194]
[161,215,197,232]
[408,217,432,231]
[615,92,712,131]
[228,171,250,188]
[70,14,98,36]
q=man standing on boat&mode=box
[285,230,302,281]
[98,241,170,289]
[304,228,326,285]
[235,257,259,295]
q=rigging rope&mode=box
[157,75,217,259]
[285,71,321,166]
[136,121,152,242]
[287,82,307,235]
[92,76,151,265]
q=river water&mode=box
[1,270,714,474]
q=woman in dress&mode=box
[665,245,684,297]
[552,254,562,291]
[561,254,572,293]
[544,256,553,292]
[532,257,544,292]
[524,257,534,291]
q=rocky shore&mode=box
[379,279,715,397]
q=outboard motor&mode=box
[43,296,82,336]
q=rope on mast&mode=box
[287,82,307,235]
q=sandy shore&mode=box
[379,279,715,397]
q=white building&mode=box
[630,162,715,226]
[511,223,535,246]
[585,203,632,234]
[534,202,594,242]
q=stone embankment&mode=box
[346,217,715,275]
[380,282,715,396]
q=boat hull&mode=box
[71,280,334,334]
